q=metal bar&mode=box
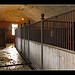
[67,13,69,50]
[70,12,72,50]
[72,11,74,51]
[64,14,66,48]
[24,23,26,56]
[56,21,57,46]
[21,24,22,53]
[46,20,71,23]
[62,16,64,48]
[66,13,68,49]
[4,27,6,47]
[29,21,41,26]
[41,13,44,69]
[59,21,61,47]
[54,22,56,46]
[44,8,75,21]
[28,20,30,60]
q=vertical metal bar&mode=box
[62,15,63,48]
[63,14,65,48]
[53,21,54,45]
[4,27,6,48]
[66,13,68,49]
[73,11,74,51]
[21,24,22,53]
[59,18,61,47]
[67,13,70,50]
[70,12,72,50]
[24,23,26,56]
[28,20,30,60]
[49,21,51,44]
[56,17,58,46]
[47,21,48,30]
[72,11,74,51]
[64,14,66,48]
[55,17,57,46]
[59,21,61,47]
[41,13,44,69]
[53,21,55,45]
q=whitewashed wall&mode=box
[29,40,42,69]
[43,44,75,70]
[16,37,21,52]
[15,37,75,70]
[25,40,28,59]
[22,39,25,55]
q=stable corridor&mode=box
[0,44,32,70]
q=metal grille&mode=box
[16,28,21,38]
[25,26,28,40]
[22,27,25,39]
[43,10,75,51]
[29,21,41,42]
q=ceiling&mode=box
[0,4,75,24]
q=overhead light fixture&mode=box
[22,17,24,21]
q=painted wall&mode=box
[15,37,75,70]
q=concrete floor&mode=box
[0,43,31,71]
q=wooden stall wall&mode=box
[0,21,22,43]
[0,28,5,47]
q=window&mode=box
[12,24,18,35]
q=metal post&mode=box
[24,23,26,56]
[21,24,22,53]
[41,13,44,69]
[4,27,6,48]
[28,20,30,60]
[74,22,75,51]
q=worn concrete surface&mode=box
[0,43,31,71]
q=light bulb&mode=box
[22,17,24,20]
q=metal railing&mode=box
[15,8,75,51]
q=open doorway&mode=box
[12,24,18,36]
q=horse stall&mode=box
[15,9,75,70]
[0,28,6,49]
